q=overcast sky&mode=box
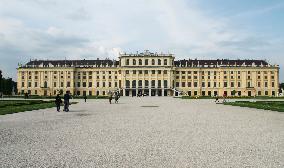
[0,0,283,81]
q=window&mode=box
[133,70,136,74]
[44,81,48,88]
[182,82,185,87]
[164,80,168,88]
[158,59,161,65]
[97,82,100,87]
[158,70,161,74]
[152,70,155,74]
[208,82,211,87]
[152,59,155,65]
[158,80,162,88]
[139,70,143,74]
[139,59,142,65]
[144,70,148,74]
[53,82,56,87]
[247,82,251,88]
[164,70,167,74]
[132,80,136,88]
[138,80,142,88]
[224,82,228,87]
[188,82,192,87]
[145,80,149,87]
[231,82,234,87]
[202,82,205,87]
[89,82,92,87]
[77,82,81,87]
[126,59,129,65]
[103,82,105,87]
[164,59,167,65]
[194,82,198,87]
[126,80,130,88]
[109,82,111,87]
[67,82,70,87]
[34,82,38,87]
[126,70,129,74]
[133,59,136,65]
[151,80,155,87]
[145,59,148,65]
[176,82,180,87]
[28,82,31,87]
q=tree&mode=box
[0,71,17,95]
[231,90,237,97]
[279,83,284,93]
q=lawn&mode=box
[0,100,77,115]
[224,101,284,112]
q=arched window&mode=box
[152,59,155,65]
[44,81,48,88]
[158,59,161,65]
[132,80,136,88]
[126,59,129,65]
[164,59,167,65]
[126,80,130,88]
[139,59,142,65]
[133,59,136,65]
[145,59,148,65]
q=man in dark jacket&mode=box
[55,94,62,112]
[63,91,71,112]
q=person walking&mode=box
[63,91,71,112]
[55,94,62,112]
[223,93,227,103]
[114,92,120,104]
[84,95,87,102]
[108,91,113,104]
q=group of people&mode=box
[55,91,71,112]
[108,91,120,104]
[214,93,227,103]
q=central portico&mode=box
[119,50,175,96]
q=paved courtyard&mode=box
[0,97,283,168]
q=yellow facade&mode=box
[17,51,279,97]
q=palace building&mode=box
[17,50,280,97]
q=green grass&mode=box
[224,101,284,112]
[0,100,78,115]
[182,96,284,99]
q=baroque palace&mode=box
[17,50,279,97]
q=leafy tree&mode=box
[231,90,237,96]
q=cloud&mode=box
[0,0,283,81]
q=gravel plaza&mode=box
[0,97,283,168]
